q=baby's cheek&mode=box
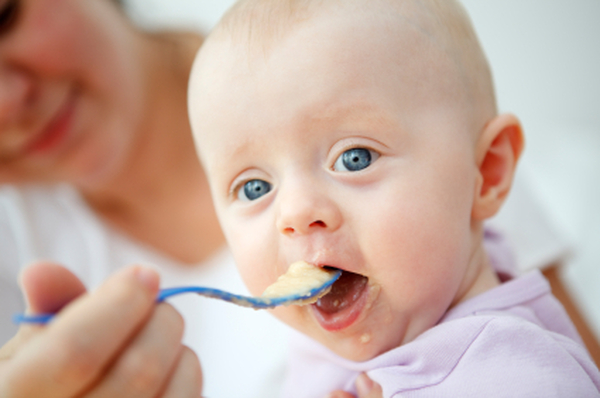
[235,254,269,297]
[228,230,276,295]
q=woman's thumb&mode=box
[20,261,87,315]
[0,262,87,360]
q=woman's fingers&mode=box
[1,264,202,398]
[326,391,354,398]
[355,373,383,398]
[160,346,203,398]
[0,324,44,361]
[0,265,159,398]
[85,304,187,398]
[325,373,384,398]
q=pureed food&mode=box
[261,261,338,305]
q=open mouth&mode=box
[311,269,369,331]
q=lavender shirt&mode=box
[282,232,600,397]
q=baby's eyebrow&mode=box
[301,101,398,133]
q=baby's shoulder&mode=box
[371,315,600,397]
[421,315,599,396]
[444,313,587,363]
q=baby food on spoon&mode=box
[262,261,341,305]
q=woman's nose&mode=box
[276,182,342,236]
[0,65,33,124]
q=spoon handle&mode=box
[12,289,277,325]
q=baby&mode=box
[188,0,600,396]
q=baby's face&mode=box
[191,7,482,361]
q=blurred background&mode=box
[124,0,600,337]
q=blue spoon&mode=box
[13,263,341,325]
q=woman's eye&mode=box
[238,179,272,201]
[0,0,19,34]
[333,148,379,172]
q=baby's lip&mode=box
[311,269,369,331]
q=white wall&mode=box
[124,0,236,32]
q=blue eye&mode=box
[333,148,378,172]
[239,179,272,201]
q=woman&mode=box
[0,0,289,397]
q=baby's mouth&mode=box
[311,269,369,331]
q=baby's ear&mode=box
[472,113,524,220]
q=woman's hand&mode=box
[326,373,383,398]
[0,262,202,398]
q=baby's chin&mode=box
[275,272,403,361]
[310,317,404,362]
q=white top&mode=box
[0,183,291,398]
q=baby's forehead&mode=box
[190,0,496,143]
[193,4,463,107]
[203,0,488,96]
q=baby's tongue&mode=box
[314,271,368,314]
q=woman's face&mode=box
[0,0,146,187]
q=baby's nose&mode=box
[276,185,342,236]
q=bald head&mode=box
[201,0,496,138]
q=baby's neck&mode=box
[450,240,501,309]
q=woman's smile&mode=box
[24,88,78,157]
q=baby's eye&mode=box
[237,179,272,201]
[333,148,379,172]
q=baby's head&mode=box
[189,0,523,361]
